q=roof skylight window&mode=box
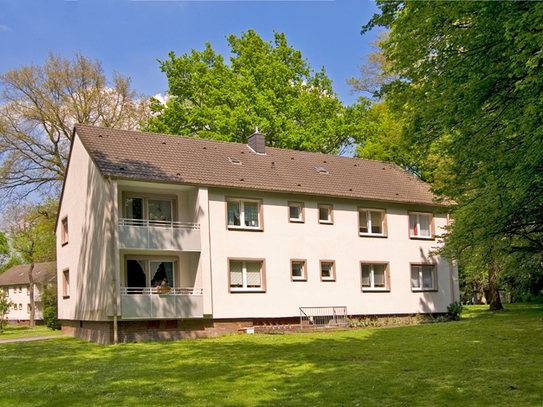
[316,167,328,174]
[229,157,242,164]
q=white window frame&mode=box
[62,269,70,298]
[61,217,68,245]
[358,208,386,237]
[288,202,304,223]
[123,193,176,227]
[318,204,333,224]
[291,260,307,281]
[227,198,262,230]
[229,259,265,292]
[411,264,437,291]
[361,262,389,291]
[409,212,433,239]
[320,260,336,281]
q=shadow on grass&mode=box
[1,305,543,407]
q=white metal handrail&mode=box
[121,287,203,295]
[119,218,200,230]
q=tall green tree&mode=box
[365,1,543,309]
[3,199,57,327]
[0,52,150,200]
[145,30,367,154]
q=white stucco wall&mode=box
[207,188,459,319]
[56,134,113,321]
[2,284,47,321]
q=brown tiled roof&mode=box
[74,124,439,206]
[0,262,56,286]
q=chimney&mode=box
[247,131,266,154]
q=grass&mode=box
[0,304,542,406]
[0,324,62,340]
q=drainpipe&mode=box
[108,177,118,344]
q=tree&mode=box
[3,199,57,327]
[347,31,397,97]
[0,232,8,273]
[364,1,543,309]
[42,280,60,330]
[0,290,13,333]
[145,30,368,154]
[0,52,151,200]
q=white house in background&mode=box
[0,262,56,324]
[56,124,459,344]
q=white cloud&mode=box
[0,25,11,32]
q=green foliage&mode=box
[145,30,368,154]
[42,281,60,330]
[0,290,13,333]
[364,2,543,300]
[447,301,463,321]
[4,199,57,265]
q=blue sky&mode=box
[0,0,379,105]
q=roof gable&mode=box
[74,124,439,206]
[0,262,57,286]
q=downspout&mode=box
[447,213,455,304]
[108,177,118,344]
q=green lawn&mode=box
[1,304,542,406]
[0,324,62,340]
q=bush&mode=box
[447,301,463,321]
[42,281,60,330]
[43,306,61,330]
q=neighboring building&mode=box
[56,124,459,344]
[0,262,56,324]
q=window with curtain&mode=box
[409,213,432,238]
[411,265,436,291]
[229,260,264,291]
[227,199,261,229]
[361,263,388,290]
[124,195,174,226]
[359,209,385,236]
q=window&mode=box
[359,209,386,236]
[409,212,433,238]
[61,217,68,245]
[318,204,333,224]
[291,260,307,281]
[288,202,304,223]
[27,304,31,314]
[19,304,22,310]
[361,263,389,291]
[227,198,262,230]
[320,261,336,281]
[125,257,176,290]
[124,194,176,227]
[229,259,265,292]
[62,269,70,298]
[18,286,22,293]
[411,264,437,291]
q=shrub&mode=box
[447,301,463,321]
[43,306,61,330]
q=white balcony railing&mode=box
[120,287,203,295]
[118,219,201,251]
[120,287,204,319]
[119,218,200,230]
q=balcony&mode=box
[118,218,201,251]
[120,287,204,319]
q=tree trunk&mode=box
[488,260,503,311]
[28,262,35,328]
